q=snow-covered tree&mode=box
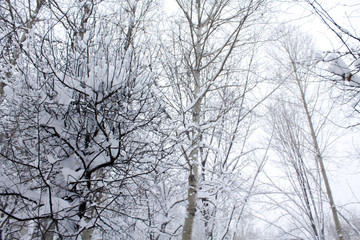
[157,0,271,239]
[0,0,165,239]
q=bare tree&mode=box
[266,27,345,240]
[266,102,327,239]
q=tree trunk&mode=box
[182,1,203,238]
[293,62,344,240]
[182,162,199,240]
[182,83,201,240]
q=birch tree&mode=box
[266,27,345,240]
[158,0,269,239]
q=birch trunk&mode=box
[182,2,203,237]
[182,84,201,240]
[182,153,199,240]
[292,61,344,240]
[181,83,201,240]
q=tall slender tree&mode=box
[266,27,345,240]
[158,0,268,239]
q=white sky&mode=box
[279,0,360,51]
